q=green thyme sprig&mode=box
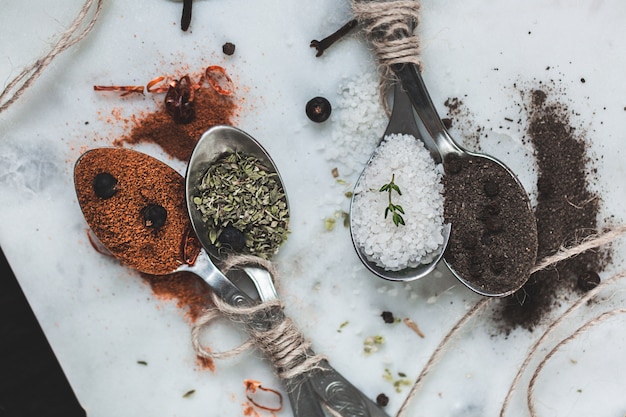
[380,173,405,227]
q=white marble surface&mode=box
[2,1,626,416]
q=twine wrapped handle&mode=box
[351,0,422,70]
[191,255,326,381]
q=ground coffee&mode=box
[443,155,537,296]
[495,89,609,331]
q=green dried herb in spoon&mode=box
[192,151,289,259]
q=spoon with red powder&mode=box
[74,142,390,417]
[74,147,255,305]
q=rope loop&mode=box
[191,255,326,381]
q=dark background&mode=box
[0,247,85,417]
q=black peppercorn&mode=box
[468,258,484,278]
[93,172,118,199]
[305,96,332,123]
[483,180,500,197]
[481,233,493,245]
[461,232,478,250]
[142,204,167,229]
[218,225,246,252]
[222,42,236,56]
[484,217,504,233]
[490,255,506,274]
[480,202,501,219]
[381,311,395,324]
[376,393,389,407]
[577,270,600,291]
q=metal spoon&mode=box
[350,81,451,282]
[185,125,285,302]
[393,63,538,297]
[187,126,391,417]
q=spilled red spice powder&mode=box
[140,271,212,321]
[114,83,238,162]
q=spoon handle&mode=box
[297,359,392,417]
[189,258,388,416]
[393,63,464,159]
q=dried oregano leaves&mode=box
[192,151,289,259]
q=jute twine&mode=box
[351,0,422,108]
[0,0,104,115]
[191,255,326,382]
[191,231,626,416]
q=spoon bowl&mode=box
[393,63,538,297]
[350,81,451,282]
[185,125,290,300]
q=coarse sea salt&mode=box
[351,134,445,271]
[321,72,387,177]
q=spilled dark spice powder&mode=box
[495,89,609,331]
[441,83,611,331]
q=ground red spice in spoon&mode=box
[75,148,213,321]
[91,71,239,326]
[75,148,198,274]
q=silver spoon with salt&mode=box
[393,63,538,297]
[349,80,451,282]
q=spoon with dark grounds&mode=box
[75,142,390,417]
[393,63,538,297]
[349,81,451,282]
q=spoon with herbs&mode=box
[186,125,391,417]
[185,125,289,301]
[350,80,451,282]
[393,63,538,297]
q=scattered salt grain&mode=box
[351,134,444,271]
[322,72,387,177]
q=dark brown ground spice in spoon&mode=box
[443,155,537,296]
[443,85,612,331]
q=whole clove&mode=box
[310,19,358,57]
[181,0,192,31]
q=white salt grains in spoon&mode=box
[351,133,445,271]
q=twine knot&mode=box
[191,255,326,380]
[352,0,422,70]
[351,0,422,111]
